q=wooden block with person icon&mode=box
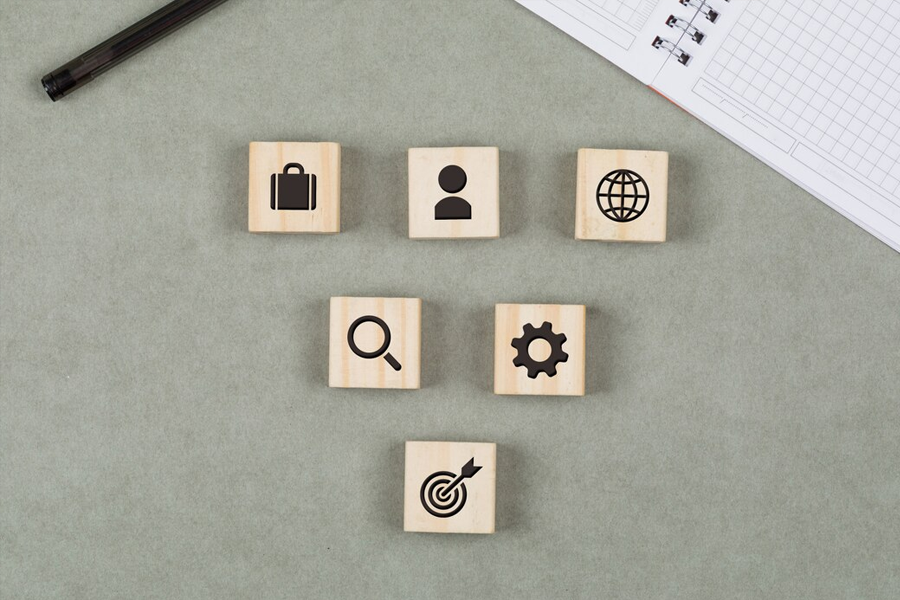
[576,148,668,243]
[408,146,500,239]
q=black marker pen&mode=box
[42,0,231,101]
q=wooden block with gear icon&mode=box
[575,148,668,242]
[408,146,500,239]
[493,303,586,396]
[404,440,497,534]
[328,297,421,389]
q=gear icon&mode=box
[511,321,568,379]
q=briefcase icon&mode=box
[271,163,317,210]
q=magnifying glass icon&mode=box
[347,315,402,371]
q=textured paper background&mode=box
[1,1,898,598]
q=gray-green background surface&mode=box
[2,1,899,598]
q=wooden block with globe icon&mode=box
[494,303,586,396]
[575,149,668,242]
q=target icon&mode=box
[419,458,482,519]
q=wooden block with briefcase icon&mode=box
[249,142,340,233]
[575,149,668,243]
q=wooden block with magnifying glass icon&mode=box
[575,148,668,243]
[404,440,497,534]
[494,303,586,396]
[328,297,421,389]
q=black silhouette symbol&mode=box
[271,163,316,210]
[420,458,482,518]
[434,164,471,220]
[511,321,568,378]
[347,315,401,371]
[596,169,650,223]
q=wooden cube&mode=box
[494,303,586,396]
[404,441,496,534]
[408,147,500,239]
[575,149,668,242]
[328,297,421,389]
[249,142,341,233]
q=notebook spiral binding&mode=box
[652,0,729,65]
[680,0,729,24]
[666,15,705,44]
[651,36,692,65]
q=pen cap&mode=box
[42,68,84,102]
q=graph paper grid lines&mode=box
[704,0,900,201]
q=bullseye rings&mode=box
[420,471,468,518]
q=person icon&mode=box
[434,164,471,220]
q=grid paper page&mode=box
[704,0,900,199]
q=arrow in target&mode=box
[436,458,482,501]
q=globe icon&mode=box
[596,169,650,223]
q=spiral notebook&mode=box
[515,0,900,252]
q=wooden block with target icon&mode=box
[575,148,668,243]
[404,441,497,534]
[328,297,421,389]
[494,303,586,396]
